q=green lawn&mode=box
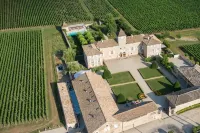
[138,67,162,79]
[146,77,174,95]
[112,83,142,100]
[107,71,135,85]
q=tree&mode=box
[117,94,126,104]
[102,68,112,79]
[176,33,181,39]
[162,54,169,66]
[174,81,181,91]
[63,48,76,62]
[67,61,86,73]
[104,13,117,37]
[151,61,158,69]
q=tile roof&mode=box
[178,65,200,86]
[126,34,145,44]
[166,86,200,107]
[95,39,118,48]
[72,71,119,133]
[113,101,157,122]
[142,34,162,45]
[118,29,126,37]
[57,82,77,126]
[82,44,102,56]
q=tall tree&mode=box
[63,48,76,62]
[104,13,117,36]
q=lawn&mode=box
[112,83,142,100]
[138,67,162,79]
[146,77,174,95]
[107,71,135,85]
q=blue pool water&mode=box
[68,31,85,36]
[69,90,81,114]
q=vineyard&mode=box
[182,44,200,62]
[108,0,200,33]
[83,0,119,19]
[0,30,46,125]
[0,0,91,29]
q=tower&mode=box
[117,29,126,46]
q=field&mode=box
[112,83,142,100]
[181,44,200,62]
[108,0,200,33]
[83,0,119,19]
[0,0,91,29]
[146,77,174,95]
[138,67,162,79]
[0,30,46,125]
[107,71,135,85]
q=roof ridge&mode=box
[85,72,108,122]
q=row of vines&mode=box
[0,30,47,125]
[182,44,200,62]
[83,0,119,19]
[0,0,91,29]
[108,0,200,33]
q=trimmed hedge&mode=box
[177,103,200,114]
[102,68,112,79]
[117,94,126,104]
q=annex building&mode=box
[82,29,162,68]
[166,86,200,115]
[72,71,162,133]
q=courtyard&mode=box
[104,56,176,108]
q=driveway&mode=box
[105,56,167,109]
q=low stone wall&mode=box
[61,29,71,48]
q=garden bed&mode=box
[107,71,135,85]
[112,83,143,101]
[138,67,162,79]
[146,77,174,95]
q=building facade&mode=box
[83,29,162,68]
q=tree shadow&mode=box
[50,82,66,126]
[157,81,174,95]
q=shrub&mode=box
[151,61,158,69]
[102,68,112,79]
[155,34,164,39]
[117,94,126,104]
[193,125,200,133]
[138,93,146,99]
[174,81,181,91]
[190,56,194,61]
[168,131,174,133]
[185,53,189,57]
[163,40,171,48]
[176,33,181,39]
[196,61,199,65]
